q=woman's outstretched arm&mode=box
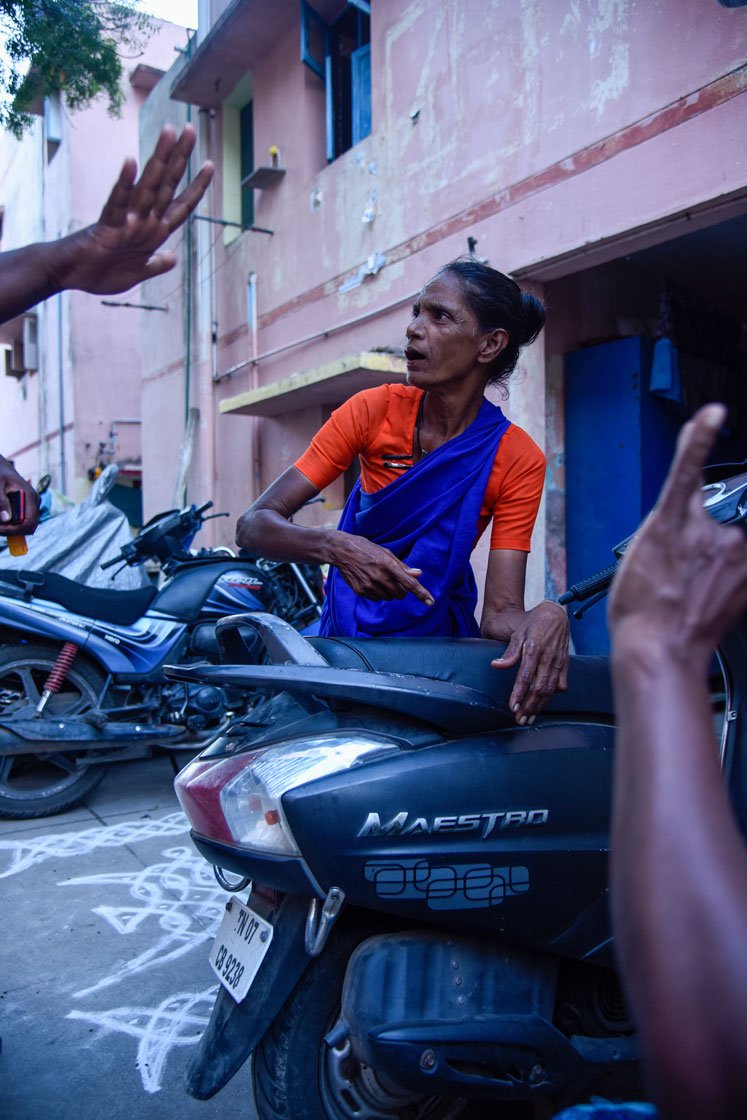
[236,467,433,606]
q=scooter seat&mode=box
[0,569,158,626]
[310,636,613,718]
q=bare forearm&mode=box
[611,635,747,1117]
[0,242,60,322]
[0,230,92,323]
[236,507,339,564]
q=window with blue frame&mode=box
[301,0,371,162]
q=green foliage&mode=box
[0,1,153,138]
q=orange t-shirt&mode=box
[294,384,545,551]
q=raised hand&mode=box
[52,124,214,295]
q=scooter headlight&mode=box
[175,734,400,856]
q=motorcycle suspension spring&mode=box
[36,642,79,716]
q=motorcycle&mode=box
[171,467,747,1120]
[0,501,323,820]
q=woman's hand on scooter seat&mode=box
[481,549,569,724]
[488,600,569,724]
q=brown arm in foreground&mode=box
[608,403,747,1120]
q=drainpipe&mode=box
[247,272,261,498]
[184,102,193,430]
[57,288,66,494]
[196,105,217,540]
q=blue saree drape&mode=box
[319,396,511,638]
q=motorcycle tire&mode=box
[0,643,107,819]
[252,925,466,1120]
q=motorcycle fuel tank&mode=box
[202,569,273,617]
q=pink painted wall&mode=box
[139,0,747,601]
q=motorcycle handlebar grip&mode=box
[100,554,123,570]
[559,562,619,604]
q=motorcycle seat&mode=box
[310,637,614,718]
[0,569,158,626]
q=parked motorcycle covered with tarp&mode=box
[0,499,323,819]
[170,467,747,1120]
[0,465,150,589]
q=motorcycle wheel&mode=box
[253,926,466,1120]
[0,643,107,819]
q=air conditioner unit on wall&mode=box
[23,315,38,371]
[3,314,38,378]
[4,340,24,379]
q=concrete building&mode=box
[0,19,188,525]
[140,0,746,626]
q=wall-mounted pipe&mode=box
[246,272,261,497]
[213,289,416,384]
[56,289,66,493]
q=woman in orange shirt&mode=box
[236,259,569,724]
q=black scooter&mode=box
[170,468,747,1120]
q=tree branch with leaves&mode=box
[0,0,153,138]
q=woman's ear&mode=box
[478,327,509,365]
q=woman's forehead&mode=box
[417,271,469,307]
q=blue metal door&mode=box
[564,337,680,654]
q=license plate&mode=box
[209,897,274,1003]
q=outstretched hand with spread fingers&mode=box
[51,124,214,295]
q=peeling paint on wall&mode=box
[589,0,630,117]
[591,40,630,116]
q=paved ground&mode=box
[0,756,255,1120]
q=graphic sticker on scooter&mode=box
[364,858,529,910]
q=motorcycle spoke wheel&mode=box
[0,644,107,819]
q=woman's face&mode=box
[404,272,490,390]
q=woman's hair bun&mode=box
[438,257,547,387]
[520,292,546,347]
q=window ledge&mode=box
[219,351,406,417]
[241,167,286,190]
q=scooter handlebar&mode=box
[559,561,619,605]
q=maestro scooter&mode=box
[170,468,747,1120]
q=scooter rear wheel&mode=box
[252,925,466,1120]
[0,643,106,819]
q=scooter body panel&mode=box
[283,719,614,949]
